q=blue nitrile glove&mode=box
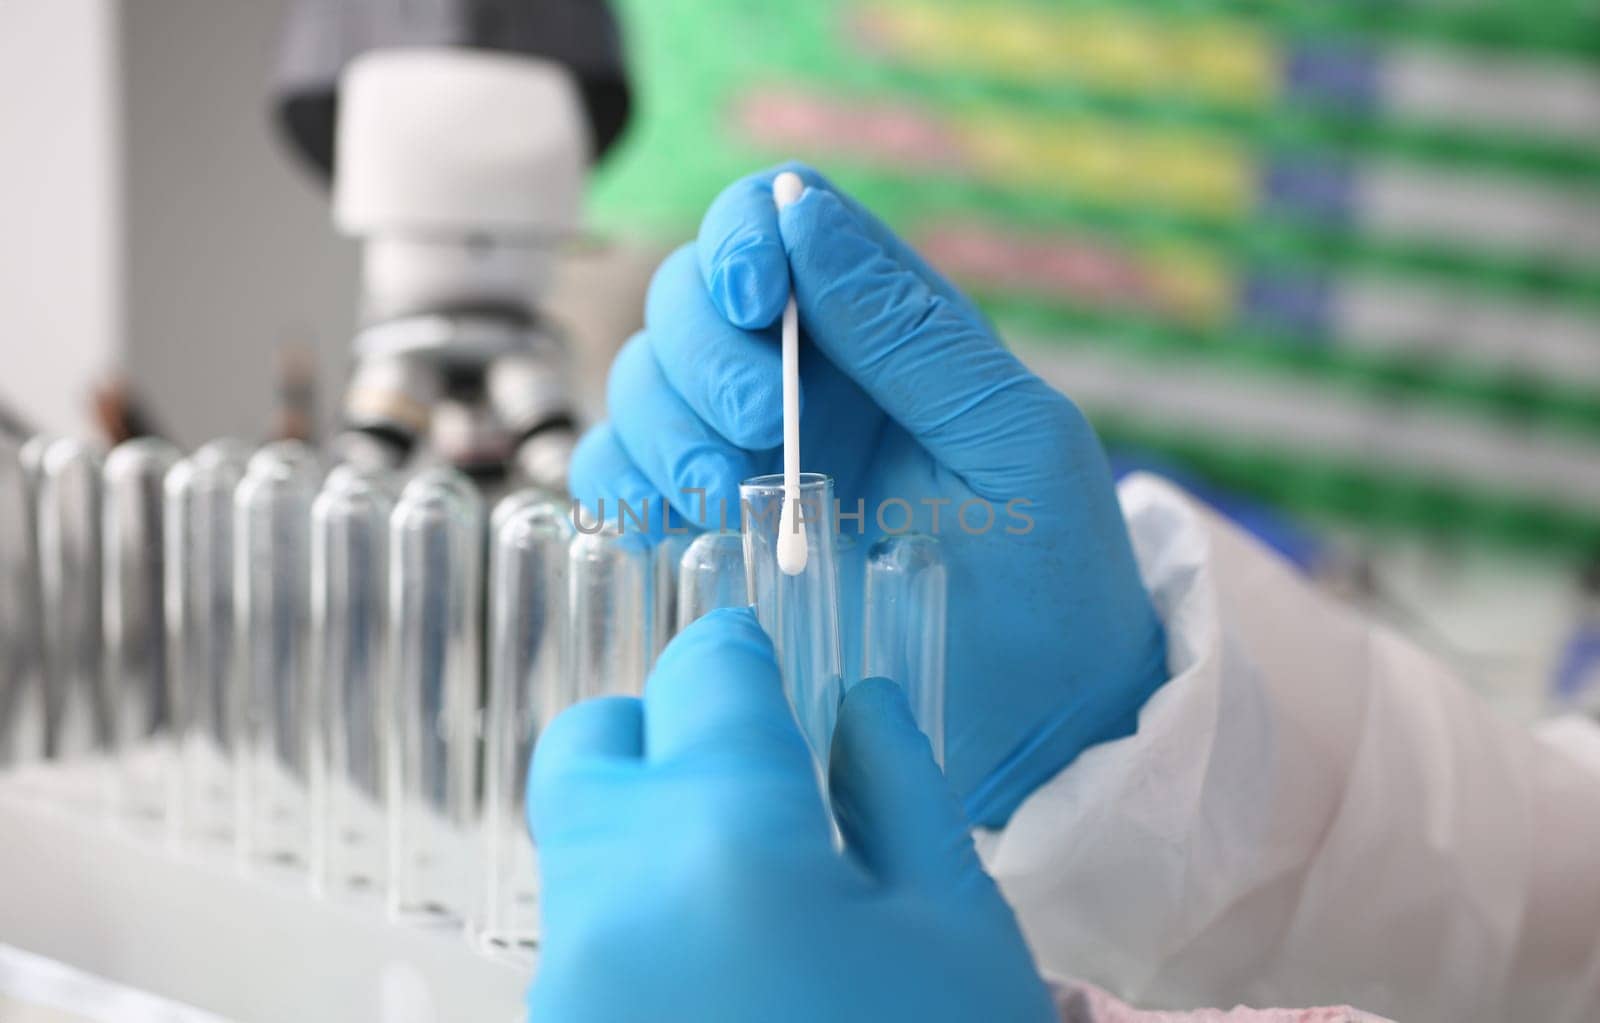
[570,163,1168,827]
[527,608,1057,1023]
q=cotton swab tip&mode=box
[777,496,808,575]
[773,171,805,210]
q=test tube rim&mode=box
[740,472,833,493]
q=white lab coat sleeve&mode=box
[975,472,1600,1023]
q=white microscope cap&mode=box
[334,48,590,239]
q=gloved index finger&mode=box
[779,185,1072,497]
[643,607,816,774]
[698,162,983,331]
[606,327,758,525]
[645,243,789,453]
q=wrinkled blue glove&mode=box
[570,163,1167,827]
[527,608,1057,1023]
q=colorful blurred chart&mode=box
[589,0,1600,556]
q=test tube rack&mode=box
[0,435,947,1020]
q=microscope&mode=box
[273,0,631,494]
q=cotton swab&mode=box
[773,171,807,576]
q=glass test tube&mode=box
[102,438,181,822]
[651,532,692,663]
[36,439,108,778]
[166,439,250,846]
[388,468,483,922]
[235,441,320,869]
[569,521,650,701]
[481,492,572,955]
[863,534,948,767]
[740,473,843,768]
[0,436,44,765]
[836,532,865,693]
[675,531,746,631]
[309,466,393,896]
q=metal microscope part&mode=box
[488,346,576,494]
[510,423,577,496]
[337,352,441,471]
[353,312,533,363]
[486,345,571,438]
[339,311,580,487]
[430,398,515,482]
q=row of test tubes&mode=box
[0,437,948,960]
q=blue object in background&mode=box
[1260,158,1358,226]
[1285,42,1382,114]
[1553,622,1600,707]
[1239,269,1337,340]
[1110,449,1327,574]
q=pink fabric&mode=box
[1051,980,1392,1023]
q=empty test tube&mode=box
[481,492,572,954]
[166,440,250,845]
[569,521,650,700]
[675,531,746,631]
[651,532,692,662]
[37,439,108,772]
[836,532,864,692]
[0,436,43,765]
[388,467,483,922]
[102,438,181,821]
[741,473,843,768]
[310,466,394,896]
[235,441,320,869]
[862,534,948,767]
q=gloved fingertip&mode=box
[775,185,852,249]
[829,677,974,889]
[832,680,936,798]
[710,242,789,329]
[668,606,769,662]
[761,158,828,185]
[696,604,762,633]
[835,677,925,754]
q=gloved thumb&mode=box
[829,677,984,893]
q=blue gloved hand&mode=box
[570,163,1167,827]
[527,608,1058,1023]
